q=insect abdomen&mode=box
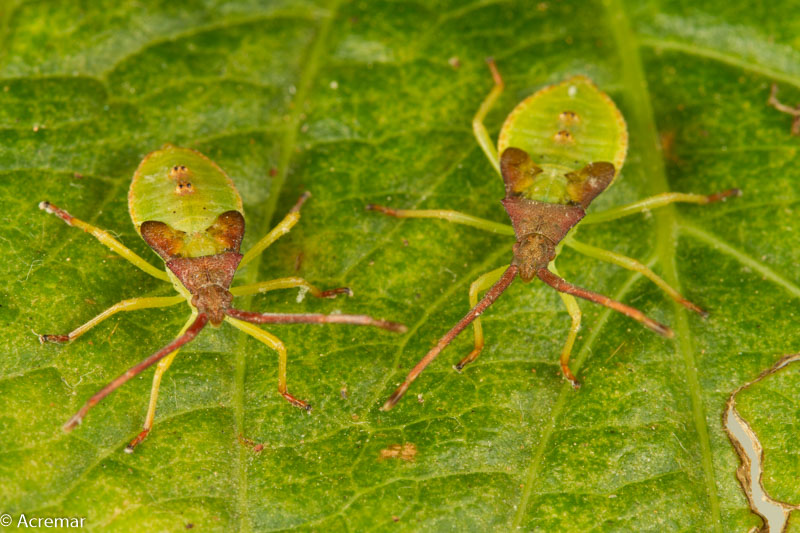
[129,146,243,237]
[128,145,244,259]
[498,76,628,180]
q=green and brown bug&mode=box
[369,60,740,409]
[39,145,406,450]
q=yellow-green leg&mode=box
[230,277,352,299]
[365,204,514,235]
[582,189,741,225]
[552,263,582,388]
[240,192,310,268]
[39,201,169,281]
[126,311,198,452]
[225,316,310,410]
[472,58,505,175]
[39,295,184,343]
[564,236,706,316]
[367,61,513,233]
[64,313,209,438]
[454,265,509,371]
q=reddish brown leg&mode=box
[63,314,209,433]
[381,265,519,411]
[280,390,310,410]
[536,268,674,338]
[224,308,407,333]
[127,428,151,451]
[315,287,353,298]
[454,265,511,371]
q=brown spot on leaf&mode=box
[238,433,266,453]
[379,442,417,462]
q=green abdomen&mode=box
[497,75,628,205]
[128,145,244,258]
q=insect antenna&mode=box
[536,268,673,337]
[381,264,519,411]
[62,313,210,432]
[224,308,408,333]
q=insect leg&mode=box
[564,237,706,316]
[537,267,674,338]
[382,265,519,411]
[38,201,170,281]
[239,192,310,268]
[454,265,509,371]
[581,189,741,225]
[38,295,184,343]
[548,260,584,388]
[127,311,199,452]
[767,84,800,135]
[365,204,514,235]
[63,313,208,434]
[223,308,407,333]
[472,58,505,175]
[554,290,584,386]
[555,292,582,388]
[230,277,352,299]
[224,316,310,410]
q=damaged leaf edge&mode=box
[724,352,800,533]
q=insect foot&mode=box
[767,84,800,136]
[38,334,69,344]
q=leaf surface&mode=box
[1,0,799,531]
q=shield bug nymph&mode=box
[369,60,740,409]
[39,145,406,450]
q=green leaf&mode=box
[1,0,799,530]
[738,357,800,505]
[728,353,800,530]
